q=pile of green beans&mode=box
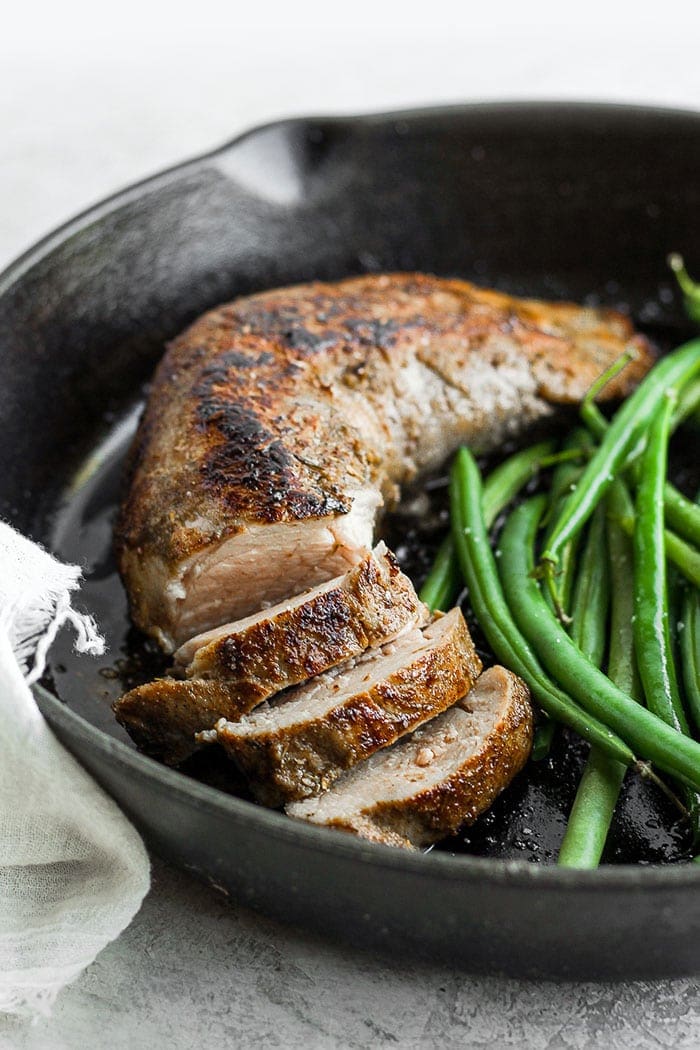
[539,338,700,618]
[499,495,700,791]
[449,450,635,767]
[419,440,557,612]
[420,328,700,869]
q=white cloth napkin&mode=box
[0,520,150,1018]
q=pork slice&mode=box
[286,665,533,849]
[176,542,427,681]
[113,678,268,766]
[211,607,482,807]
[158,488,381,652]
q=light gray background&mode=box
[2,3,700,1046]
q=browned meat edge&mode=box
[287,665,533,849]
[113,679,268,766]
[180,544,426,681]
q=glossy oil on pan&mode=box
[2,103,700,980]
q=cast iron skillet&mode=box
[2,103,700,980]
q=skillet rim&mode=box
[6,98,700,889]
[33,678,700,888]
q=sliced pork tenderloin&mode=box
[210,607,482,807]
[286,665,533,849]
[114,543,427,764]
[175,542,427,680]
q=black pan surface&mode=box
[2,102,700,979]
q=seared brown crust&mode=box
[362,669,533,847]
[181,545,427,682]
[214,608,482,807]
[116,273,654,644]
[287,666,533,849]
[113,678,268,765]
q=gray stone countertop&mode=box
[3,10,700,1045]
[3,857,700,1050]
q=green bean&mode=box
[482,440,557,526]
[543,431,592,521]
[585,371,700,440]
[498,494,700,792]
[606,482,643,703]
[558,506,619,868]
[531,721,555,761]
[419,535,459,612]
[678,485,700,734]
[669,252,700,325]
[420,440,558,611]
[614,513,700,590]
[581,396,617,442]
[664,487,700,549]
[674,378,700,429]
[579,350,637,438]
[580,378,700,588]
[665,532,700,589]
[540,339,700,612]
[582,370,700,549]
[569,505,610,667]
[557,485,637,868]
[633,391,689,734]
[667,565,684,669]
[449,449,635,767]
[558,750,626,869]
[541,429,593,621]
[681,585,700,733]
